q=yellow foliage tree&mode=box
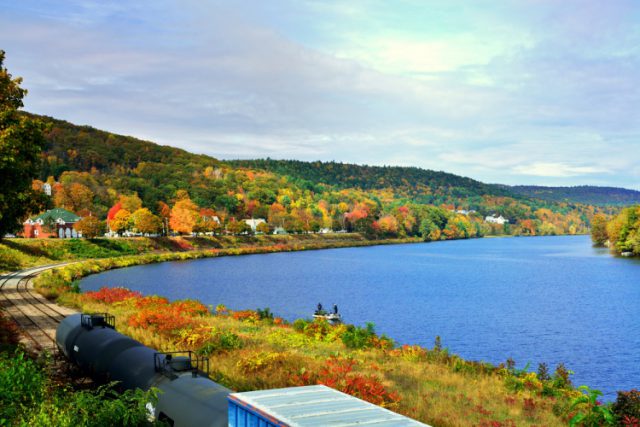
[130,208,162,234]
[110,209,131,235]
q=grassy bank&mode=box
[54,286,607,427]
[0,233,419,275]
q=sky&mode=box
[1,0,639,188]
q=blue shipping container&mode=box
[228,385,430,427]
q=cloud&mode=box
[512,163,609,178]
[0,0,639,189]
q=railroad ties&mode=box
[0,264,78,351]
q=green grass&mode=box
[1,233,418,275]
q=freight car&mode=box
[56,313,230,426]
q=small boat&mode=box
[313,303,342,324]
[313,312,342,324]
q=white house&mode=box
[272,226,287,235]
[485,214,509,225]
[43,183,52,196]
[244,218,266,232]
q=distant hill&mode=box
[507,185,640,206]
[20,112,617,238]
[228,159,512,198]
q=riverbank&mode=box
[0,233,421,275]
[53,283,606,426]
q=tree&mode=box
[376,215,399,237]
[53,182,94,213]
[0,50,47,238]
[74,216,106,238]
[119,193,142,212]
[157,201,171,236]
[590,214,608,246]
[110,209,131,235]
[170,198,199,234]
[226,218,251,235]
[256,222,270,234]
[130,208,161,234]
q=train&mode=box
[56,313,230,426]
[57,312,430,427]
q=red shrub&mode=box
[231,310,260,322]
[128,309,199,336]
[295,357,400,408]
[134,295,170,309]
[171,300,209,316]
[127,299,208,336]
[82,287,142,304]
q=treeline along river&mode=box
[81,235,640,400]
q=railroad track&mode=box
[0,264,78,351]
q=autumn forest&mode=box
[23,113,618,241]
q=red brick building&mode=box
[23,208,81,238]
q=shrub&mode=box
[82,286,142,304]
[231,310,260,323]
[0,310,21,350]
[256,307,274,320]
[296,357,401,409]
[553,363,573,389]
[196,331,243,357]
[613,390,640,424]
[341,322,376,349]
[0,351,159,426]
[237,352,287,374]
[0,351,45,422]
[388,345,427,362]
[568,386,615,427]
[292,318,308,332]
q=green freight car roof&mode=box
[228,385,430,427]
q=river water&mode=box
[81,235,640,399]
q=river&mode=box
[81,235,640,399]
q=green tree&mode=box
[0,50,47,238]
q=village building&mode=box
[42,182,52,196]
[23,208,81,238]
[484,214,509,225]
[272,226,287,235]
[244,218,266,232]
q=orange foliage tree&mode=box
[74,215,105,238]
[170,197,199,234]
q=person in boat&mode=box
[333,304,338,315]
[316,303,323,315]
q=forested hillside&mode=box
[509,185,640,206]
[25,114,613,239]
[229,159,510,197]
